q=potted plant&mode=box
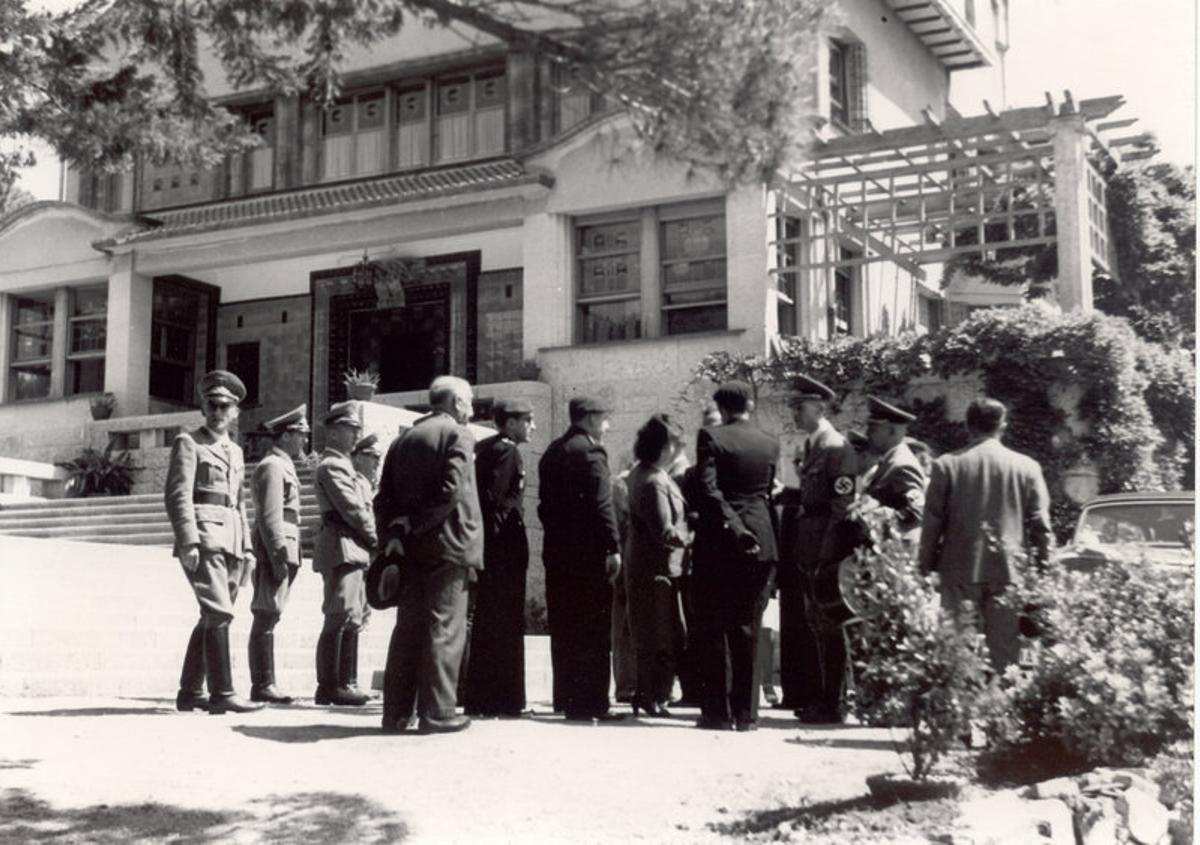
[56,443,140,497]
[343,367,380,401]
[517,359,541,381]
[89,392,117,420]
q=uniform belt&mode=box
[283,509,300,525]
[193,491,234,507]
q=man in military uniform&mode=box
[462,398,534,717]
[166,370,262,714]
[860,397,926,543]
[349,432,383,647]
[778,375,858,724]
[538,396,624,722]
[247,404,310,705]
[312,401,377,706]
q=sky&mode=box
[8,0,1198,201]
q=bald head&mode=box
[429,375,474,424]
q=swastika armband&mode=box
[833,476,854,496]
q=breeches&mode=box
[250,560,298,620]
[183,551,246,624]
[321,564,366,633]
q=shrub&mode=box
[980,555,1194,777]
[846,512,992,780]
[57,444,139,497]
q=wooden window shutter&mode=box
[847,43,868,133]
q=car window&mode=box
[1077,502,1194,549]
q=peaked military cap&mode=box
[713,380,754,404]
[199,370,247,404]
[352,432,382,455]
[569,395,611,417]
[867,396,916,425]
[494,398,534,420]
[325,400,361,427]
[792,374,835,402]
[263,404,310,434]
[846,429,869,451]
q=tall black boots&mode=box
[176,623,209,712]
[314,627,369,706]
[248,617,294,704]
[205,622,265,715]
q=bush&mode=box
[846,512,992,780]
[56,444,139,497]
[980,556,1194,777]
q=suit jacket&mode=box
[864,440,927,538]
[476,433,529,568]
[537,426,621,566]
[778,422,858,570]
[375,411,483,570]
[692,419,780,564]
[251,446,303,579]
[624,462,690,580]
[313,447,377,572]
[917,437,1052,585]
[164,427,251,559]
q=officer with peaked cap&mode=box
[861,397,927,542]
[312,401,377,706]
[246,404,310,705]
[165,370,262,714]
[463,398,535,717]
[776,373,858,724]
[538,394,624,721]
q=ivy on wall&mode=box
[691,304,1195,540]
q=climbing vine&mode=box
[690,305,1194,540]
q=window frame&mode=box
[229,104,276,196]
[432,66,508,165]
[8,292,56,402]
[828,39,851,132]
[66,284,107,396]
[320,87,392,183]
[150,284,200,404]
[574,212,645,344]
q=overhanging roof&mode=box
[95,158,553,249]
[886,0,996,69]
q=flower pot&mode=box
[89,397,116,420]
[865,772,962,803]
[348,384,377,402]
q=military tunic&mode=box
[462,433,529,715]
[313,447,377,631]
[250,446,303,620]
[862,440,927,543]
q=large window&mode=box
[827,38,867,133]
[555,65,602,133]
[829,40,850,130]
[9,292,55,401]
[229,107,275,195]
[831,251,857,337]
[150,285,199,403]
[435,69,506,163]
[322,91,388,182]
[574,200,727,344]
[67,285,106,395]
[396,85,431,169]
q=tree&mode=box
[0,183,35,217]
[942,155,1196,347]
[0,0,832,191]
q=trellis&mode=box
[770,93,1155,287]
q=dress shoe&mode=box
[762,686,781,706]
[208,694,265,715]
[175,691,209,712]
[695,717,734,731]
[794,705,841,724]
[418,714,471,734]
[595,711,626,723]
[735,719,758,732]
[314,685,370,706]
[250,685,294,705]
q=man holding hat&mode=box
[779,374,859,724]
[537,395,624,722]
[247,404,310,705]
[375,375,482,734]
[689,380,780,731]
[860,397,927,543]
[462,398,535,718]
[312,400,377,707]
[165,369,261,714]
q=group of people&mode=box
[165,367,1051,734]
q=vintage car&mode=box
[1054,490,1194,572]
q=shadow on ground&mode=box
[707,792,961,842]
[8,707,176,718]
[786,735,901,752]
[0,788,408,843]
[232,724,389,743]
[0,759,38,770]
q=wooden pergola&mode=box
[770,92,1156,313]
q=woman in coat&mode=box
[624,414,692,717]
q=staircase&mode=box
[0,465,320,548]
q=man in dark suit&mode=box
[165,370,262,714]
[918,398,1052,670]
[462,398,534,717]
[312,401,376,707]
[376,376,483,733]
[538,396,624,722]
[778,375,858,724]
[690,381,780,731]
[861,397,927,544]
[247,403,309,705]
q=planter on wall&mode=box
[348,384,378,402]
[89,394,117,420]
